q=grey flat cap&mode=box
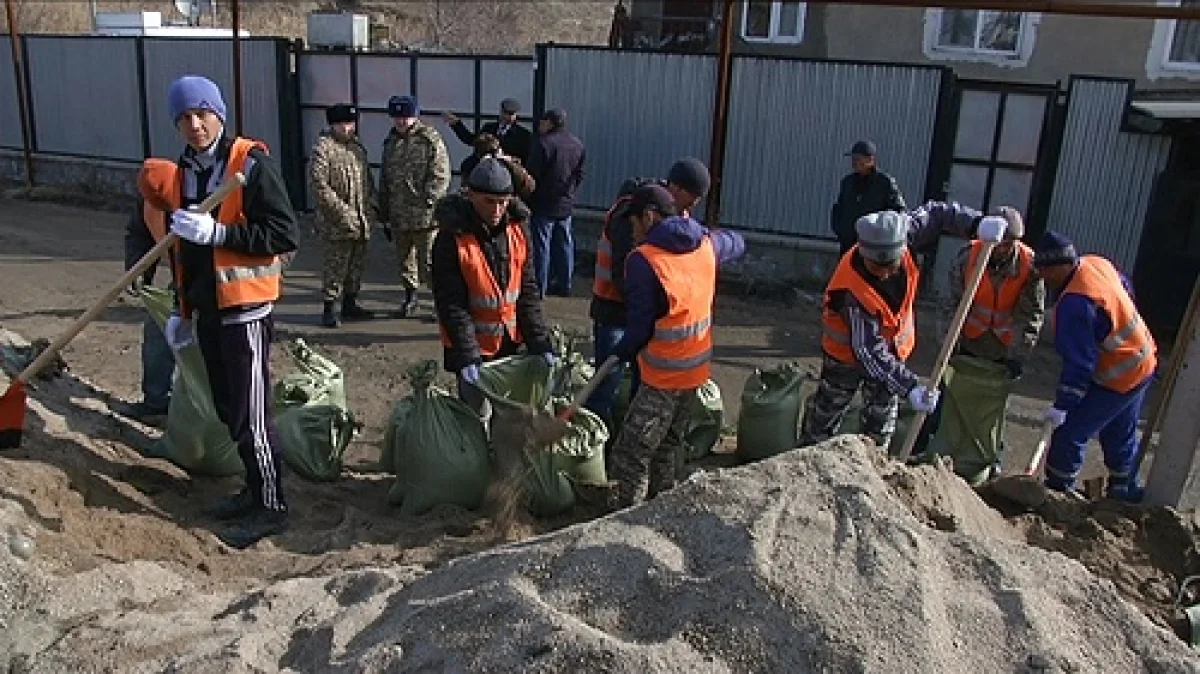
[856,211,910,264]
[467,156,513,195]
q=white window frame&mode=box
[922,8,1040,68]
[740,1,806,44]
[1147,0,1200,79]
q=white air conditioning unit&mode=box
[307,12,369,50]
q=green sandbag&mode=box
[141,287,243,477]
[685,380,724,461]
[273,339,358,482]
[385,361,491,515]
[929,354,1013,485]
[476,354,608,516]
[737,362,805,463]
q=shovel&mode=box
[528,355,620,445]
[989,420,1055,507]
[0,171,245,449]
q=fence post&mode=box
[704,0,734,228]
[135,36,152,159]
[4,0,35,187]
[533,43,547,122]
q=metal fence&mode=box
[1047,76,1172,273]
[0,37,22,150]
[295,50,535,208]
[723,58,944,237]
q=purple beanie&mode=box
[167,75,227,123]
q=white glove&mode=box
[1044,406,1068,429]
[171,209,227,246]
[977,215,1008,243]
[164,314,195,351]
[908,384,940,413]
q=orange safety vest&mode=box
[636,236,716,390]
[592,195,630,303]
[161,137,284,315]
[961,240,1034,347]
[439,221,527,356]
[821,246,919,364]
[1056,255,1157,393]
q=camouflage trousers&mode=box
[394,229,435,291]
[798,354,899,450]
[322,238,367,302]
[610,383,695,508]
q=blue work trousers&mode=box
[1045,377,1151,493]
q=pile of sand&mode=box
[2,436,1194,673]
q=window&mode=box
[935,9,1026,55]
[742,1,805,44]
[923,9,1039,67]
[1166,0,1200,68]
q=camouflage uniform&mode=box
[799,354,900,449]
[379,121,451,291]
[610,385,695,508]
[309,128,376,302]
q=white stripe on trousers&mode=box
[246,320,282,510]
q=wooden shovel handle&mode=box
[896,239,999,462]
[15,172,245,385]
[557,355,621,421]
[1024,420,1056,476]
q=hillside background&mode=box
[2,0,614,53]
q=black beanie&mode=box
[326,104,357,125]
[667,157,711,197]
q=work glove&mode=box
[1004,358,1024,380]
[171,209,227,246]
[976,215,1008,243]
[541,352,558,368]
[164,313,195,351]
[1044,406,1068,429]
[907,384,940,414]
[460,363,481,385]
[126,277,146,299]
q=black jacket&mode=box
[431,195,552,372]
[526,128,585,219]
[830,169,907,252]
[176,135,299,316]
[589,177,664,325]
[450,120,533,164]
[124,199,160,286]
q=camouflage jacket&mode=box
[379,121,451,232]
[309,129,377,240]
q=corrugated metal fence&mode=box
[723,58,942,237]
[540,46,716,213]
[1047,77,1172,273]
[0,35,289,174]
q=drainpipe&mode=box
[4,0,34,188]
[704,0,734,228]
[231,0,243,136]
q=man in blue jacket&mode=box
[606,184,745,508]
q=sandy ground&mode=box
[0,194,1197,669]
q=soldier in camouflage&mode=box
[309,103,378,328]
[379,95,451,318]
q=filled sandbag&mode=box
[685,380,724,461]
[737,362,805,463]
[929,354,1013,484]
[385,361,491,516]
[273,339,358,482]
[141,286,243,477]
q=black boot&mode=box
[398,289,418,318]
[341,293,373,320]
[321,300,341,328]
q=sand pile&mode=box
[2,435,1195,673]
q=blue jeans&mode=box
[584,321,640,429]
[530,215,574,296]
[1045,377,1150,493]
[142,314,175,409]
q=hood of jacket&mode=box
[318,127,365,151]
[435,194,531,237]
[386,120,439,145]
[643,215,706,254]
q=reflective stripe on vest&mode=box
[592,196,629,303]
[438,222,527,356]
[212,138,283,309]
[636,236,717,390]
[1056,255,1158,394]
[962,240,1033,348]
[820,246,919,364]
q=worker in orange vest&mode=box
[586,158,711,430]
[1033,231,1158,501]
[798,203,1005,450]
[606,184,745,508]
[431,157,555,418]
[159,75,299,549]
[909,206,1046,470]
